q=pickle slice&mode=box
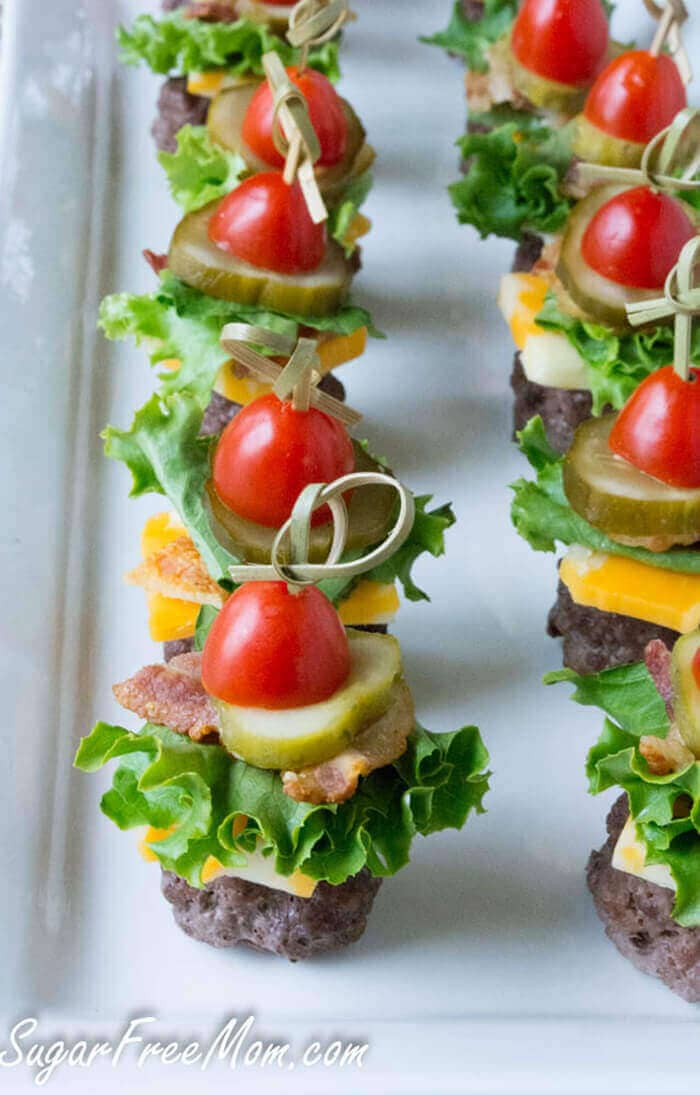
[168,200,352,315]
[671,632,700,756]
[207,443,397,565]
[564,414,700,547]
[557,185,666,331]
[207,85,374,205]
[235,0,292,33]
[507,49,587,115]
[570,114,645,169]
[215,630,403,769]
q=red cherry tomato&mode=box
[212,393,355,528]
[511,0,609,87]
[202,582,351,709]
[584,51,686,144]
[608,366,700,488]
[260,0,297,5]
[581,187,695,290]
[692,648,700,690]
[243,67,348,169]
[208,173,326,275]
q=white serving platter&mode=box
[1,0,699,1091]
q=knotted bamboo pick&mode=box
[566,107,700,197]
[261,51,327,224]
[644,0,691,85]
[287,0,350,73]
[220,321,362,424]
[626,236,700,380]
[228,472,416,589]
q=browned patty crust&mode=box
[587,796,700,1002]
[511,353,594,455]
[161,867,382,959]
[153,77,209,154]
[547,579,680,675]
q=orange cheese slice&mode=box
[560,548,700,634]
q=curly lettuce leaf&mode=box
[551,661,700,926]
[99,271,380,412]
[327,172,373,257]
[511,416,700,574]
[75,720,490,888]
[366,497,456,602]
[158,125,247,213]
[451,119,573,240]
[421,0,517,71]
[117,14,340,80]
[536,294,700,415]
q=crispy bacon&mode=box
[184,2,241,21]
[126,536,225,607]
[143,249,168,276]
[644,639,674,717]
[113,652,218,742]
[282,683,415,804]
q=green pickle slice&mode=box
[215,630,404,769]
[671,632,700,757]
[564,414,700,546]
[570,114,646,169]
[168,200,352,315]
[557,185,665,331]
[235,0,291,33]
[207,443,397,564]
[207,85,374,205]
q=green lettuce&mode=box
[158,126,372,255]
[104,387,456,603]
[75,719,490,888]
[549,661,700,927]
[421,0,517,71]
[536,294,700,414]
[117,13,340,80]
[451,117,573,240]
[99,271,380,412]
[511,416,700,574]
[158,125,247,213]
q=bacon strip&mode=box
[113,652,218,742]
[282,683,415,804]
[184,2,241,21]
[644,639,674,718]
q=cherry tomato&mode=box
[511,0,609,87]
[692,648,700,691]
[208,173,326,275]
[243,68,348,168]
[260,0,297,5]
[212,393,355,528]
[581,187,695,290]
[609,366,700,488]
[583,51,686,144]
[202,582,351,709]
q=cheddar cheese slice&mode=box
[560,547,700,634]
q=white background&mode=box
[1,0,699,1090]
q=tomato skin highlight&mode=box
[692,648,700,691]
[242,67,348,169]
[511,0,608,87]
[583,51,686,144]
[212,393,355,529]
[581,187,696,290]
[609,366,700,488]
[208,173,326,275]
[201,582,351,709]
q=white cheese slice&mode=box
[612,816,675,892]
[521,331,589,390]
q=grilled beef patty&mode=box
[587,796,700,1002]
[153,77,209,154]
[547,579,680,675]
[161,867,382,959]
[511,354,594,455]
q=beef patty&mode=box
[161,867,382,959]
[511,353,594,455]
[587,796,700,1002]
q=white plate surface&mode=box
[2,0,699,1091]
